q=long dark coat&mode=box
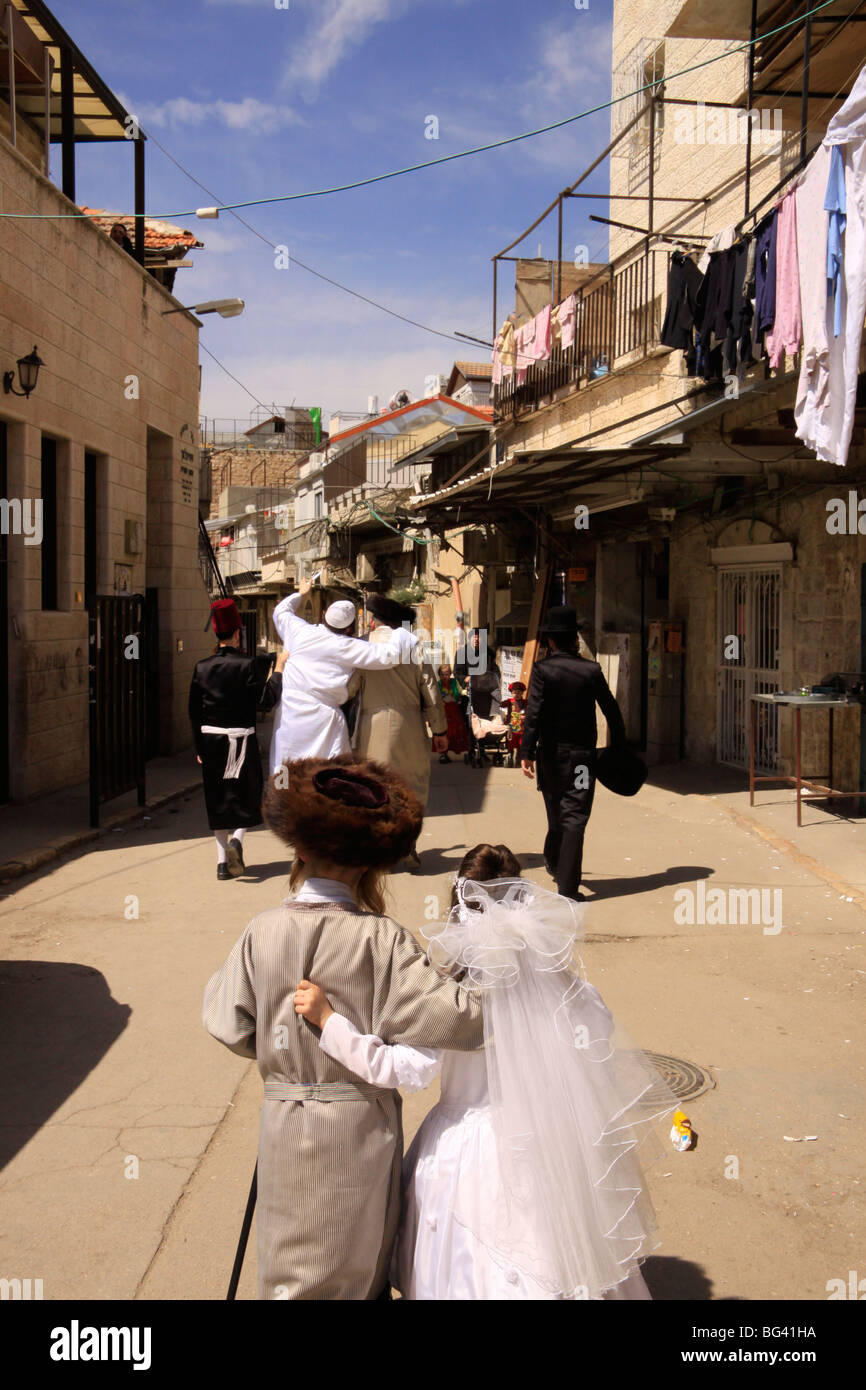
[189,647,282,830]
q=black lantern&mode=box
[4,346,44,398]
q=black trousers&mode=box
[538,745,596,899]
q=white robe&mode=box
[269,593,400,773]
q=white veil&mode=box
[426,877,677,1300]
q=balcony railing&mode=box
[493,246,668,420]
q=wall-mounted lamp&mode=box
[3,346,44,398]
[162,299,245,319]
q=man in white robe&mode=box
[269,578,401,773]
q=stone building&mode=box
[0,1,209,803]
[411,0,866,794]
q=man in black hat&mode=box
[520,606,626,900]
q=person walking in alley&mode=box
[348,594,447,872]
[268,577,402,773]
[520,605,626,901]
[190,599,287,880]
[202,756,483,1300]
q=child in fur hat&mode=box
[203,755,483,1300]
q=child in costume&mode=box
[295,842,676,1300]
[203,757,483,1300]
[501,679,527,761]
[437,662,469,761]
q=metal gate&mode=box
[240,609,257,655]
[88,595,146,827]
[717,567,781,769]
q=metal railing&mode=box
[493,246,668,420]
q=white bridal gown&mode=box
[318,1007,653,1301]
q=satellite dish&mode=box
[388,388,412,411]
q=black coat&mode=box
[521,651,625,763]
[189,647,282,830]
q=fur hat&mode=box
[367,593,415,629]
[263,755,422,867]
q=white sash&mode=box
[201,725,255,779]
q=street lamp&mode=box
[162,299,245,318]
[3,346,44,398]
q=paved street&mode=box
[1,757,863,1302]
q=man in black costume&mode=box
[520,606,625,901]
[189,599,287,879]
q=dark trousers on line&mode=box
[538,745,596,899]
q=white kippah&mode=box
[324,599,356,630]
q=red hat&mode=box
[508,680,526,692]
[207,598,241,637]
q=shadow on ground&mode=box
[0,960,130,1170]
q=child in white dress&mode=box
[294,843,674,1301]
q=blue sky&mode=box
[65,0,614,425]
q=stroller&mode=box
[466,683,511,768]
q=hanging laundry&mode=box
[556,293,579,350]
[529,303,552,361]
[796,62,866,466]
[753,209,778,339]
[660,251,703,352]
[514,320,532,386]
[493,316,516,384]
[824,144,847,339]
[793,145,833,452]
[765,190,802,369]
[698,223,736,274]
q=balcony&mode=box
[493,246,669,421]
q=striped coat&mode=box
[203,901,483,1300]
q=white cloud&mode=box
[283,0,416,91]
[140,96,303,134]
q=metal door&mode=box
[717,567,781,769]
[88,595,146,826]
[0,423,8,803]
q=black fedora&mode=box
[595,744,647,797]
[538,605,579,638]
[367,593,416,628]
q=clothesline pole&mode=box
[744,0,758,217]
[557,194,563,304]
[492,256,498,346]
[801,10,813,163]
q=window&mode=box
[314,491,324,519]
[41,437,58,610]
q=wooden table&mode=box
[749,694,862,827]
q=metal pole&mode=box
[60,46,75,201]
[43,49,52,176]
[800,6,812,164]
[134,136,146,267]
[557,193,563,303]
[744,0,758,218]
[227,1163,257,1301]
[492,257,498,344]
[6,4,17,148]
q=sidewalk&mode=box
[0,748,202,884]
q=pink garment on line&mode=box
[514,321,532,385]
[557,293,578,349]
[530,303,552,360]
[765,190,802,368]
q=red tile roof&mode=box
[82,208,204,251]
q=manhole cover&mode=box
[643,1052,715,1104]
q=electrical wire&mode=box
[0,0,839,223]
[145,130,480,349]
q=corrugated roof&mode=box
[329,395,492,446]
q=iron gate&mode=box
[88,595,146,827]
[717,567,781,770]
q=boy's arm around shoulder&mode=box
[202,919,258,1060]
[371,918,483,1051]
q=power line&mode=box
[0,0,839,223]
